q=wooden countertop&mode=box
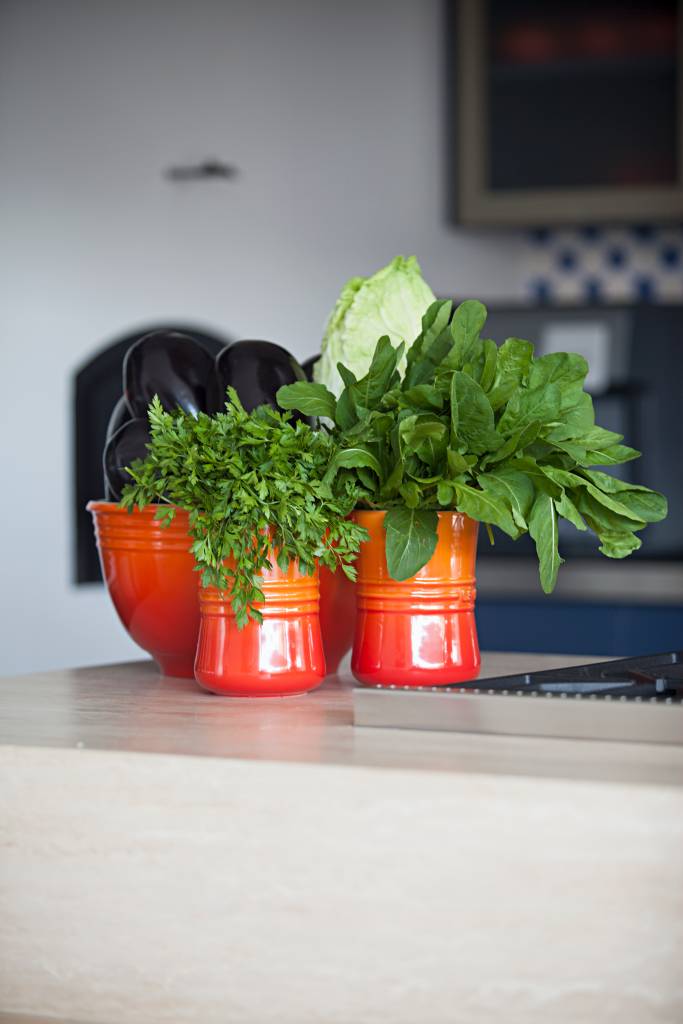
[2,653,682,786]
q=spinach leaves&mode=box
[277,300,667,590]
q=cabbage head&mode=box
[313,256,436,396]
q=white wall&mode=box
[0,0,526,676]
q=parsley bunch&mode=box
[120,389,367,628]
[277,299,667,591]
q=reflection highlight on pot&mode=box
[411,614,477,671]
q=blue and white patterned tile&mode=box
[521,225,683,304]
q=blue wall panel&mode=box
[476,601,683,657]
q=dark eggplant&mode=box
[123,330,215,418]
[213,339,307,413]
[103,417,152,501]
[300,355,319,383]
[104,397,133,499]
[105,395,132,441]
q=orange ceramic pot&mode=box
[318,565,356,674]
[351,510,480,687]
[87,501,200,678]
[195,559,326,697]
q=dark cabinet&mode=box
[455,0,683,224]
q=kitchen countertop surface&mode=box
[1,652,682,785]
[3,654,682,1024]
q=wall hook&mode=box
[164,160,238,182]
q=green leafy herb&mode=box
[277,298,667,591]
[119,391,367,628]
[528,492,564,593]
[384,508,439,581]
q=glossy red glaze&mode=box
[351,510,481,687]
[195,560,326,697]
[318,565,356,675]
[87,501,200,678]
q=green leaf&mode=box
[344,409,394,442]
[577,469,645,493]
[384,508,439,581]
[559,387,595,432]
[538,465,586,490]
[338,364,357,389]
[404,300,454,387]
[543,437,589,462]
[487,337,534,410]
[579,444,641,467]
[399,481,420,508]
[512,456,563,498]
[597,532,643,559]
[479,338,498,392]
[276,381,336,419]
[579,481,652,524]
[422,299,453,345]
[453,482,518,539]
[451,371,502,454]
[478,467,535,531]
[405,330,453,388]
[447,447,469,476]
[400,384,444,410]
[416,429,448,470]
[482,420,541,467]
[324,446,382,483]
[578,470,667,523]
[449,300,487,368]
[353,335,404,412]
[576,495,645,560]
[437,481,454,505]
[528,351,589,390]
[449,371,459,440]
[356,467,378,491]
[497,383,562,436]
[399,415,447,455]
[554,492,587,532]
[381,459,404,499]
[528,493,564,593]
[406,300,452,372]
[547,424,623,447]
[335,365,359,430]
[574,491,646,537]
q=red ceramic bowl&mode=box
[195,560,325,697]
[318,565,356,675]
[87,501,200,678]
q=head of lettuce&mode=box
[313,256,436,396]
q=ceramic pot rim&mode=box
[87,500,185,517]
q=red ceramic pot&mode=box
[318,565,356,675]
[195,559,325,697]
[87,501,200,678]
[351,510,480,687]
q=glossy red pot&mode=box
[87,501,200,678]
[351,510,480,687]
[195,559,326,697]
